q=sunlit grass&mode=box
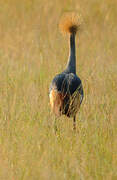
[0,0,117,179]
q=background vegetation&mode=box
[0,0,117,179]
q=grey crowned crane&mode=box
[49,14,84,130]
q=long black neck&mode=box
[64,33,76,74]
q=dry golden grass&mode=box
[0,0,117,179]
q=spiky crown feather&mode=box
[59,13,82,35]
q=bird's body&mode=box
[49,72,83,117]
[49,13,83,129]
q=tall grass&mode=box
[0,0,117,179]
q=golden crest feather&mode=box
[59,13,82,34]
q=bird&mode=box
[49,13,84,130]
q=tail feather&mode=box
[59,13,82,34]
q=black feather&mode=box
[49,72,83,117]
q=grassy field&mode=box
[0,0,117,179]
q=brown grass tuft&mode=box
[59,13,82,35]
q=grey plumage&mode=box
[49,14,83,130]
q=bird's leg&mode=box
[73,116,76,130]
[54,116,58,133]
